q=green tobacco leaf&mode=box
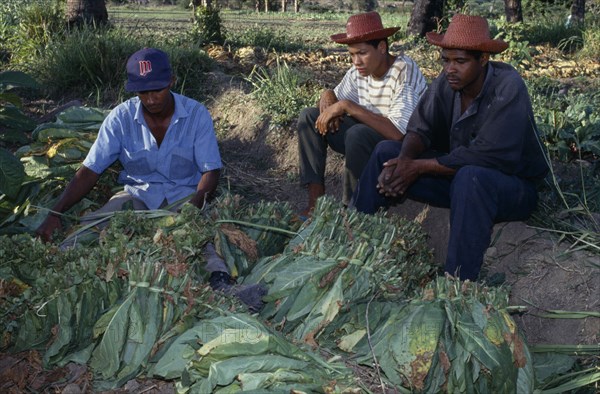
[293,273,344,341]
[265,256,336,300]
[56,106,109,125]
[0,106,36,131]
[150,325,205,380]
[43,293,74,366]
[90,291,136,378]
[285,279,320,322]
[196,355,310,393]
[0,71,40,90]
[34,127,84,142]
[0,129,29,145]
[532,353,575,384]
[113,290,161,387]
[0,92,23,107]
[0,147,25,200]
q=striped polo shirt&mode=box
[334,54,427,135]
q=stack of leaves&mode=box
[326,276,534,393]
[210,193,300,278]
[244,196,433,344]
[149,313,359,393]
[0,234,125,366]
[2,105,111,233]
[0,195,300,389]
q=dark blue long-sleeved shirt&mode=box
[408,61,549,180]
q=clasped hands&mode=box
[377,157,420,197]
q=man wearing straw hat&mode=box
[36,48,266,311]
[352,14,549,281]
[297,11,427,218]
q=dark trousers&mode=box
[352,140,539,280]
[297,107,385,205]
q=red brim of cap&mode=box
[331,27,400,44]
[425,32,508,54]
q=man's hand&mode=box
[377,157,421,197]
[316,101,345,135]
[35,214,62,243]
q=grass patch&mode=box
[245,57,320,129]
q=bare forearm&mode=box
[340,100,403,141]
[190,169,220,208]
[52,166,100,213]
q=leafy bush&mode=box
[29,25,214,104]
[245,58,321,128]
[493,21,533,70]
[30,25,144,103]
[227,25,306,52]
[190,5,225,46]
[580,24,600,60]
[4,0,65,67]
[531,80,600,162]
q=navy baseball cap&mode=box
[125,48,172,92]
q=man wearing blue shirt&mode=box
[37,48,221,240]
[36,48,265,311]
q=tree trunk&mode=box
[66,0,108,27]
[504,0,523,23]
[294,0,299,12]
[569,0,585,25]
[408,0,443,37]
[282,0,286,12]
[265,0,269,12]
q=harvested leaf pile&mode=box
[2,106,592,392]
[0,192,543,392]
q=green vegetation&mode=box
[246,58,321,128]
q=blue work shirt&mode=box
[83,92,222,209]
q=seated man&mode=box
[352,14,549,281]
[297,11,427,216]
[36,48,265,311]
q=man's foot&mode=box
[209,271,267,312]
[302,183,325,218]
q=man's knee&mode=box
[452,165,498,194]
[372,140,403,163]
[298,107,319,129]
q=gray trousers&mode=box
[297,107,385,205]
[61,190,228,274]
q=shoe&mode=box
[209,271,267,313]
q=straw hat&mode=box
[426,14,508,54]
[331,12,400,44]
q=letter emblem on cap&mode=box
[138,60,152,76]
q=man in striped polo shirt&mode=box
[297,11,427,217]
[352,15,549,281]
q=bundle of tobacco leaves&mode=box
[0,195,300,389]
[244,196,434,344]
[149,313,359,393]
[322,276,534,393]
[209,194,300,278]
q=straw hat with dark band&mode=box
[426,14,508,54]
[331,12,400,44]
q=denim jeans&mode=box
[352,140,539,280]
